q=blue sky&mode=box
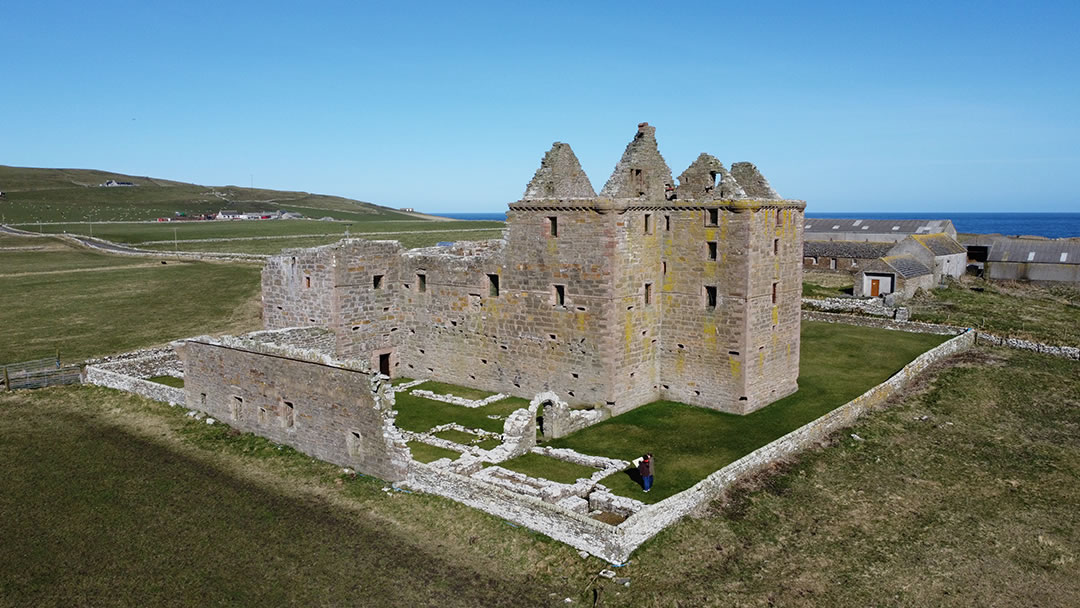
[4,1,1078,213]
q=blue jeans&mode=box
[643,475,653,491]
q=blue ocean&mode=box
[436,212,1080,239]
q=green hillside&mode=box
[0,165,423,223]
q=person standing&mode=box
[639,453,654,493]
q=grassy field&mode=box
[0,236,152,274]
[908,278,1080,345]
[2,348,1076,606]
[0,165,419,223]
[547,322,949,502]
[802,271,854,297]
[135,230,505,255]
[20,218,504,243]
[407,441,462,464]
[0,237,262,363]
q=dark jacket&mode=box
[638,457,653,478]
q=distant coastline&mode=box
[433,211,1080,239]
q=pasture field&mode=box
[2,348,1076,606]
[135,229,505,255]
[0,165,417,223]
[19,218,504,244]
[0,236,262,363]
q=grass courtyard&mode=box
[512,322,949,501]
[2,348,1076,606]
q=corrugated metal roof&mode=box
[912,233,966,256]
[988,239,1080,265]
[804,218,954,235]
[881,254,932,278]
[804,240,894,259]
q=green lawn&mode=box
[407,441,462,463]
[548,322,950,502]
[147,375,184,388]
[909,279,1080,345]
[0,243,262,362]
[393,392,529,434]
[498,452,599,484]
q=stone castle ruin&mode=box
[260,123,805,415]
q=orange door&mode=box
[870,279,880,297]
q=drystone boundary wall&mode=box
[613,330,976,555]
[404,462,626,561]
[802,297,909,320]
[802,310,966,335]
[84,366,185,404]
[403,331,975,562]
[83,347,185,404]
[976,333,1080,360]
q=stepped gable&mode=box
[730,161,781,200]
[675,153,747,201]
[599,122,674,200]
[522,142,597,200]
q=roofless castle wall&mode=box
[262,124,805,415]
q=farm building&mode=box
[804,218,956,243]
[802,240,893,273]
[984,238,1080,283]
[853,254,934,300]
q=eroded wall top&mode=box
[599,123,675,200]
[522,143,597,200]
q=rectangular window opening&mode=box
[644,282,652,305]
[283,401,294,428]
[548,216,558,238]
[776,209,783,226]
[258,406,268,424]
[705,285,717,309]
[487,273,499,297]
[706,208,718,226]
[664,215,671,231]
[417,273,426,292]
[553,284,565,307]
[231,396,243,421]
[304,276,311,289]
[707,241,718,261]
[773,238,780,255]
[772,282,778,304]
[644,213,652,234]
[662,260,667,275]
[373,274,384,289]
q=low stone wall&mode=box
[404,461,625,561]
[802,310,967,335]
[803,297,908,319]
[976,332,1080,360]
[84,366,185,404]
[613,329,976,557]
[83,347,186,404]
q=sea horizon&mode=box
[433,211,1080,239]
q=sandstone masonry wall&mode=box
[177,340,410,481]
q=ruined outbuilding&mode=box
[262,123,806,416]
